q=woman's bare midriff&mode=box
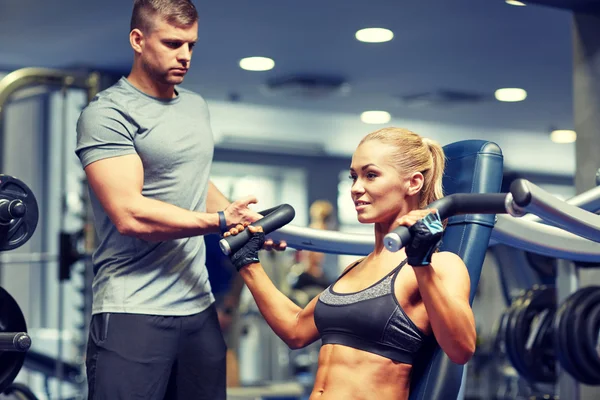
[309,344,412,400]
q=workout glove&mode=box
[406,211,444,267]
[230,229,265,271]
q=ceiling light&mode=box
[550,130,576,144]
[505,0,526,6]
[239,57,275,72]
[355,28,394,43]
[361,111,391,124]
[494,88,527,102]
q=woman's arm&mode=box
[239,262,321,349]
[413,251,476,365]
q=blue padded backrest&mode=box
[409,140,503,400]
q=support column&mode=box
[573,11,600,400]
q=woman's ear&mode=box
[407,172,424,196]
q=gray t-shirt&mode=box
[76,77,215,316]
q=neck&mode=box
[372,223,391,255]
[127,62,176,99]
[372,199,419,255]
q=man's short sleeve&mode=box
[75,103,137,168]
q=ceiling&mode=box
[0,0,586,174]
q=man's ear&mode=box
[406,171,424,196]
[130,29,144,53]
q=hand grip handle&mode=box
[219,204,296,255]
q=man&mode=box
[75,1,274,398]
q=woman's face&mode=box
[349,141,409,225]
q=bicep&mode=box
[84,154,144,224]
[77,105,142,224]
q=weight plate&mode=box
[566,286,600,384]
[554,286,596,384]
[585,303,600,367]
[504,290,533,378]
[0,287,28,393]
[0,175,39,252]
[513,286,556,383]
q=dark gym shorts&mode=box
[85,303,226,400]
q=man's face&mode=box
[139,18,198,86]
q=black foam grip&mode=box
[219,204,295,255]
[389,226,412,249]
[385,193,508,252]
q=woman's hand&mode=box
[396,209,444,267]
[223,223,265,271]
[224,221,287,252]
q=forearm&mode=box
[414,266,476,364]
[121,195,220,241]
[239,263,304,347]
[206,181,231,213]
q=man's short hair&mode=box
[130,0,198,33]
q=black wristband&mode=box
[218,211,227,234]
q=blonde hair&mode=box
[359,127,446,209]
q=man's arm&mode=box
[85,154,257,242]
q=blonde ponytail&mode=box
[419,138,446,208]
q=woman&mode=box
[225,127,476,400]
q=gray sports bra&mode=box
[314,259,427,364]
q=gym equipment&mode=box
[0,175,39,252]
[384,192,506,251]
[1,382,39,400]
[501,286,556,383]
[268,182,600,261]
[525,252,556,281]
[0,68,100,159]
[499,285,600,387]
[219,204,296,255]
[509,179,600,243]
[554,286,600,385]
[0,174,40,395]
[0,287,30,394]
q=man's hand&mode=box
[223,196,259,228]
